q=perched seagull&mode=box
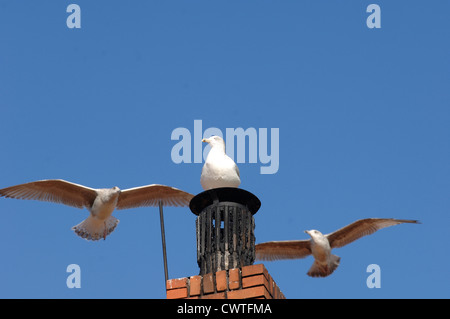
[256,218,419,277]
[200,136,241,190]
[0,179,194,241]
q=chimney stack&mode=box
[166,187,285,299]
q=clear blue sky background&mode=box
[0,1,448,299]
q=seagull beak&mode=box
[202,138,209,143]
[304,230,311,236]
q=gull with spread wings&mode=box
[0,179,194,241]
[256,218,419,277]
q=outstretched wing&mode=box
[117,184,194,209]
[327,218,420,249]
[255,240,312,261]
[0,179,97,209]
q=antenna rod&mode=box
[159,200,169,285]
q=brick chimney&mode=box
[166,188,285,299]
[166,264,285,299]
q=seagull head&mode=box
[202,136,225,146]
[110,186,121,197]
[202,136,226,152]
[305,229,324,240]
[98,186,121,203]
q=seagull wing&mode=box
[116,184,194,209]
[326,218,420,249]
[255,240,312,261]
[0,179,97,209]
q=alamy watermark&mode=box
[366,264,381,288]
[66,4,381,30]
[170,120,279,174]
[66,264,81,288]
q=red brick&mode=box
[241,264,268,279]
[200,292,226,299]
[189,275,202,296]
[215,270,227,292]
[242,274,266,289]
[166,287,188,299]
[267,273,274,298]
[228,268,240,290]
[166,277,187,290]
[274,284,280,299]
[203,273,215,294]
[227,286,269,299]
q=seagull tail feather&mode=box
[307,254,341,278]
[72,215,119,241]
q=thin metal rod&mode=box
[159,200,169,285]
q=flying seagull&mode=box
[0,179,194,241]
[255,218,419,277]
[200,136,241,190]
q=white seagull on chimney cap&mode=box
[200,135,241,190]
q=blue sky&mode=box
[0,1,448,299]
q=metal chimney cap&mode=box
[189,187,261,216]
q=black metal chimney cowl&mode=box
[189,187,261,275]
